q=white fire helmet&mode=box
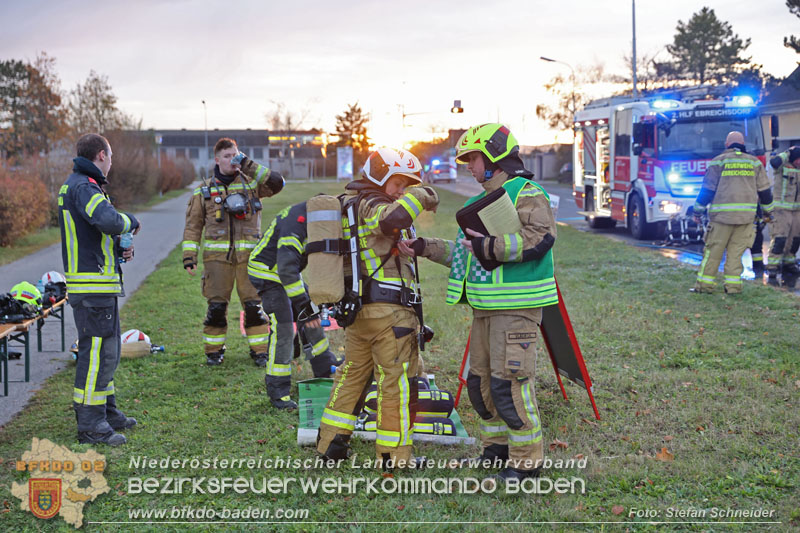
[121,329,151,345]
[41,271,66,286]
[361,147,423,188]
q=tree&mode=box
[68,70,131,134]
[664,7,751,84]
[0,53,67,159]
[786,0,800,54]
[535,64,604,131]
[334,102,370,169]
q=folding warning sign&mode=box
[455,278,600,420]
[539,279,600,420]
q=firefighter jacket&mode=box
[693,147,773,224]
[182,159,283,265]
[248,202,311,313]
[343,181,438,318]
[58,157,139,298]
[421,173,558,312]
[770,150,800,211]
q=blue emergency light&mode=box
[431,159,440,165]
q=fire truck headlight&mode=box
[682,186,696,194]
[667,172,681,184]
[659,201,681,215]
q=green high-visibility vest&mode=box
[446,177,558,310]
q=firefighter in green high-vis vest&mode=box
[401,123,557,484]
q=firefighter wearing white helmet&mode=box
[400,123,558,484]
[316,147,439,470]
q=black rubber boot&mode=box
[249,349,267,367]
[270,397,298,410]
[318,433,351,461]
[111,417,137,431]
[490,466,542,484]
[206,350,224,366]
[458,443,509,468]
[78,430,126,446]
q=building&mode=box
[153,128,328,179]
[760,66,800,152]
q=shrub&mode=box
[0,166,49,246]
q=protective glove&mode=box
[762,211,774,224]
[183,257,196,270]
[410,238,426,256]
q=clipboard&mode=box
[455,188,521,237]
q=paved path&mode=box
[0,185,197,427]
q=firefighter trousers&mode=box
[317,305,419,467]
[202,259,269,355]
[72,299,127,433]
[767,210,800,272]
[250,278,332,400]
[467,313,543,471]
[696,221,755,294]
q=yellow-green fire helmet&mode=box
[455,123,519,164]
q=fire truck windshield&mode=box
[657,114,764,160]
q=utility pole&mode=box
[202,100,209,179]
[632,0,638,98]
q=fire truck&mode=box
[572,86,767,241]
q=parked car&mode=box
[426,160,456,183]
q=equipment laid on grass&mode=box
[297,376,474,446]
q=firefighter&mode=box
[59,133,140,446]
[182,138,284,366]
[402,123,557,483]
[248,201,343,409]
[692,131,774,294]
[316,147,439,470]
[766,146,800,286]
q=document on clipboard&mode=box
[456,188,522,236]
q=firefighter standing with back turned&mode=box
[182,137,284,366]
[692,131,774,294]
[59,133,140,446]
[316,147,439,470]
[765,146,800,287]
[248,201,342,409]
[403,123,558,483]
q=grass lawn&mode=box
[1,183,798,532]
[0,187,189,267]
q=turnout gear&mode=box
[766,148,800,279]
[249,202,342,405]
[694,146,773,293]
[183,157,281,360]
[418,162,557,470]
[317,167,438,468]
[59,156,140,443]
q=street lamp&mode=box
[202,100,209,179]
[540,56,577,120]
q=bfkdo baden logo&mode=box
[11,438,111,528]
[29,478,62,519]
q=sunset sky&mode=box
[3,0,798,148]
